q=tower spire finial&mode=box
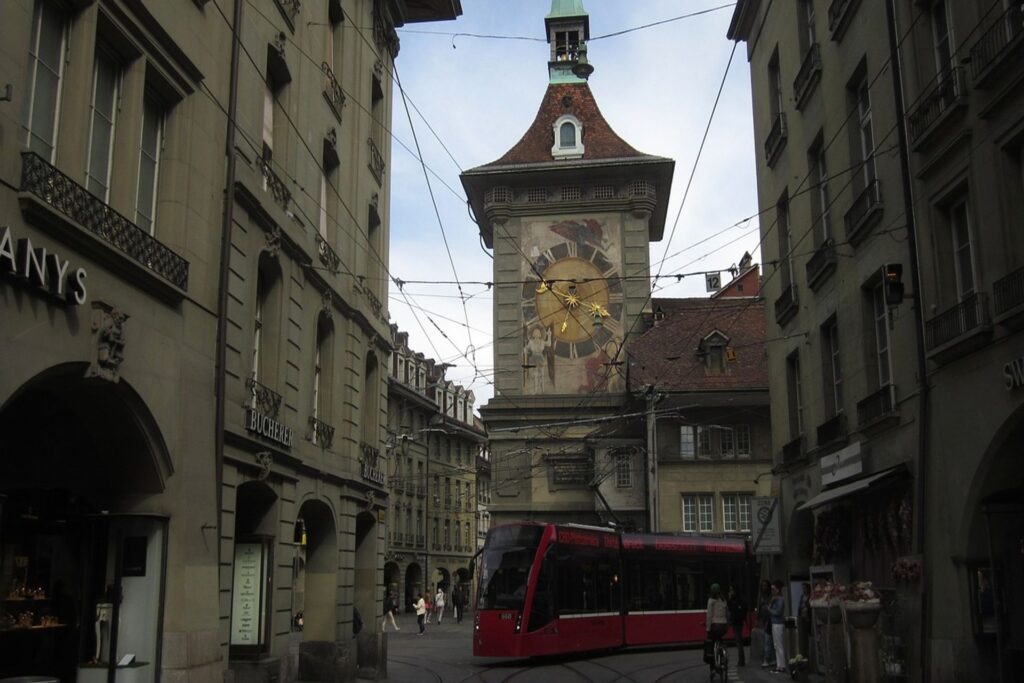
[545,0,591,84]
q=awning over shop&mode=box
[798,466,905,510]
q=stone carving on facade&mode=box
[373,58,385,78]
[364,489,376,510]
[265,226,282,258]
[256,451,274,481]
[321,289,333,318]
[86,302,129,383]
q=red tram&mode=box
[473,522,756,658]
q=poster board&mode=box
[230,541,268,647]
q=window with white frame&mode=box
[931,0,954,77]
[23,0,67,161]
[720,426,735,458]
[777,193,795,288]
[551,114,584,159]
[86,48,120,201]
[697,426,712,457]
[135,94,164,234]
[722,493,753,532]
[854,72,876,188]
[787,351,804,438]
[809,135,831,244]
[681,494,713,532]
[949,197,976,300]
[871,281,893,388]
[822,318,844,417]
[615,452,633,488]
[680,425,696,458]
[735,424,752,457]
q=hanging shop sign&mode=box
[820,441,863,487]
[361,459,386,486]
[1004,353,1024,391]
[230,542,267,647]
[245,408,293,448]
[752,496,782,555]
[0,225,87,305]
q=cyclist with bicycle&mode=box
[706,583,729,678]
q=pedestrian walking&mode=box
[382,592,400,632]
[414,593,426,635]
[434,586,446,624]
[769,580,787,674]
[758,579,774,668]
[727,586,747,666]
[454,585,465,623]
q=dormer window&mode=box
[700,330,731,375]
[551,114,584,159]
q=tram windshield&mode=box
[477,525,544,610]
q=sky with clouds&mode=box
[386,0,761,410]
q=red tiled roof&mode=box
[480,82,650,167]
[628,298,768,392]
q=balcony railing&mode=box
[367,137,385,186]
[764,112,787,167]
[774,283,799,326]
[322,62,346,121]
[307,416,335,448]
[994,266,1024,319]
[816,413,847,448]
[247,377,283,418]
[969,3,1024,86]
[257,154,291,211]
[926,292,992,351]
[844,178,883,245]
[316,233,340,274]
[781,435,805,466]
[806,238,837,290]
[827,0,859,41]
[793,44,822,110]
[907,68,966,148]
[364,287,383,321]
[856,383,898,428]
[20,151,190,290]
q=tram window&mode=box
[554,546,619,615]
[478,547,535,610]
[527,547,555,631]
[675,562,700,609]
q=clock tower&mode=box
[461,0,674,530]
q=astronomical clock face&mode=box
[520,216,625,395]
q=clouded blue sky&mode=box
[386,0,760,410]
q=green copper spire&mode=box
[546,0,588,20]
[545,0,591,84]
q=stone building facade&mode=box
[0,1,460,682]
[384,326,486,615]
[729,0,1024,680]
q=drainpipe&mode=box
[215,0,244,572]
[885,2,931,679]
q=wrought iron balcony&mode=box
[844,178,883,246]
[19,151,190,291]
[994,265,1024,325]
[926,292,992,360]
[764,112,787,168]
[774,283,799,327]
[367,137,385,186]
[806,238,837,291]
[907,68,966,149]
[827,0,859,41]
[856,383,898,430]
[793,44,822,110]
[257,155,291,211]
[273,0,301,31]
[322,62,346,121]
[247,377,283,418]
[316,233,340,274]
[781,435,805,466]
[307,415,335,448]
[969,3,1024,87]
[815,413,847,449]
[364,287,384,321]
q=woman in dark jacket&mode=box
[758,579,773,668]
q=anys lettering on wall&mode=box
[1004,354,1024,391]
[0,226,87,305]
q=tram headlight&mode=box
[514,613,522,633]
[474,613,480,631]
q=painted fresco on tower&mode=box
[520,214,625,395]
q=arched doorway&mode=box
[293,499,337,642]
[435,567,451,595]
[404,562,423,613]
[960,409,1024,682]
[0,364,170,681]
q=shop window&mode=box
[968,563,1001,637]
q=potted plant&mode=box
[843,581,882,628]
[788,653,810,682]
[809,580,845,624]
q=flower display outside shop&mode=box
[844,581,881,607]
[809,580,846,607]
[891,556,922,583]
